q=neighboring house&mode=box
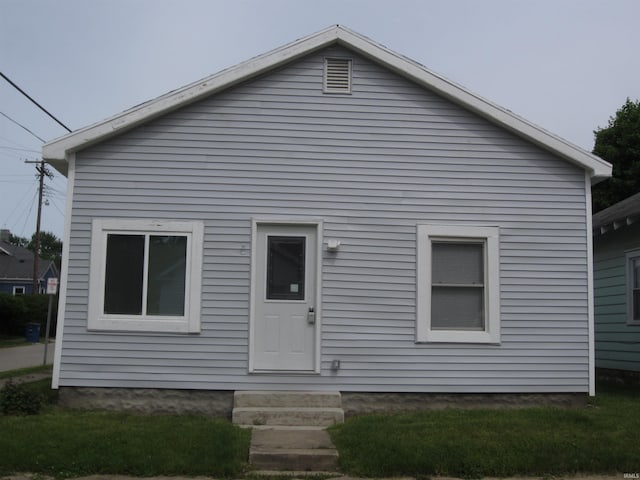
[0,229,59,295]
[593,192,640,382]
[43,26,611,412]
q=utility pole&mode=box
[26,159,53,294]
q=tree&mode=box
[592,98,640,212]
[8,233,29,248]
[28,231,62,269]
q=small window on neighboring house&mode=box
[417,225,501,344]
[627,250,640,325]
[88,219,204,333]
[13,286,25,296]
[324,58,352,94]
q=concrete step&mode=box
[234,390,342,408]
[233,406,344,427]
[249,427,339,472]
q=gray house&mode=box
[0,229,59,296]
[593,192,640,382]
[43,26,611,413]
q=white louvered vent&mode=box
[324,58,352,93]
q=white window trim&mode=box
[13,286,25,296]
[417,224,500,344]
[626,248,640,326]
[88,219,203,333]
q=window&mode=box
[324,58,352,94]
[266,236,306,300]
[88,219,204,333]
[417,225,500,343]
[627,250,640,325]
[13,286,25,296]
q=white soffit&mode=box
[43,25,611,181]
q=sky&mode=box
[1,0,639,240]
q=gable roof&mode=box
[592,192,640,235]
[43,25,611,182]
[0,240,58,282]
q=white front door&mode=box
[252,224,318,372]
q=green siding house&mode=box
[594,192,640,381]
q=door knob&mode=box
[307,307,316,324]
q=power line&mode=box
[0,145,41,153]
[0,134,38,150]
[0,110,45,142]
[0,71,72,133]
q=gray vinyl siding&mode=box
[59,45,590,392]
[594,222,640,372]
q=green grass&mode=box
[0,364,53,380]
[2,379,638,479]
[0,410,251,478]
[330,386,640,478]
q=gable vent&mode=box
[324,58,352,93]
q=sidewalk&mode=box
[0,341,54,372]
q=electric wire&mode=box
[0,110,46,142]
[0,145,41,153]
[2,180,38,228]
[0,71,72,132]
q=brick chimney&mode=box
[0,229,10,243]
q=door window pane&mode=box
[267,236,305,300]
[147,235,187,316]
[104,234,144,314]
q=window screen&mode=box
[146,235,187,316]
[431,242,485,331]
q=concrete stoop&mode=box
[233,391,343,472]
[233,390,344,427]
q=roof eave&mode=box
[42,24,612,180]
[42,25,343,169]
[332,28,612,180]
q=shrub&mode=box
[0,378,43,415]
[0,293,58,337]
[0,293,27,336]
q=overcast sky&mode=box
[1,0,639,239]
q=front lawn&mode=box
[330,385,640,478]
[0,409,251,478]
[2,376,638,479]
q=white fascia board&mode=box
[42,26,342,165]
[43,24,611,180]
[334,27,612,181]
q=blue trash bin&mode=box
[25,323,40,343]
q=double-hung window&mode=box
[627,249,640,325]
[417,225,500,343]
[88,219,204,333]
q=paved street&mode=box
[0,341,54,372]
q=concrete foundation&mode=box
[341,391,587,417]
[58,387,234,417]
[59,387,587,417]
